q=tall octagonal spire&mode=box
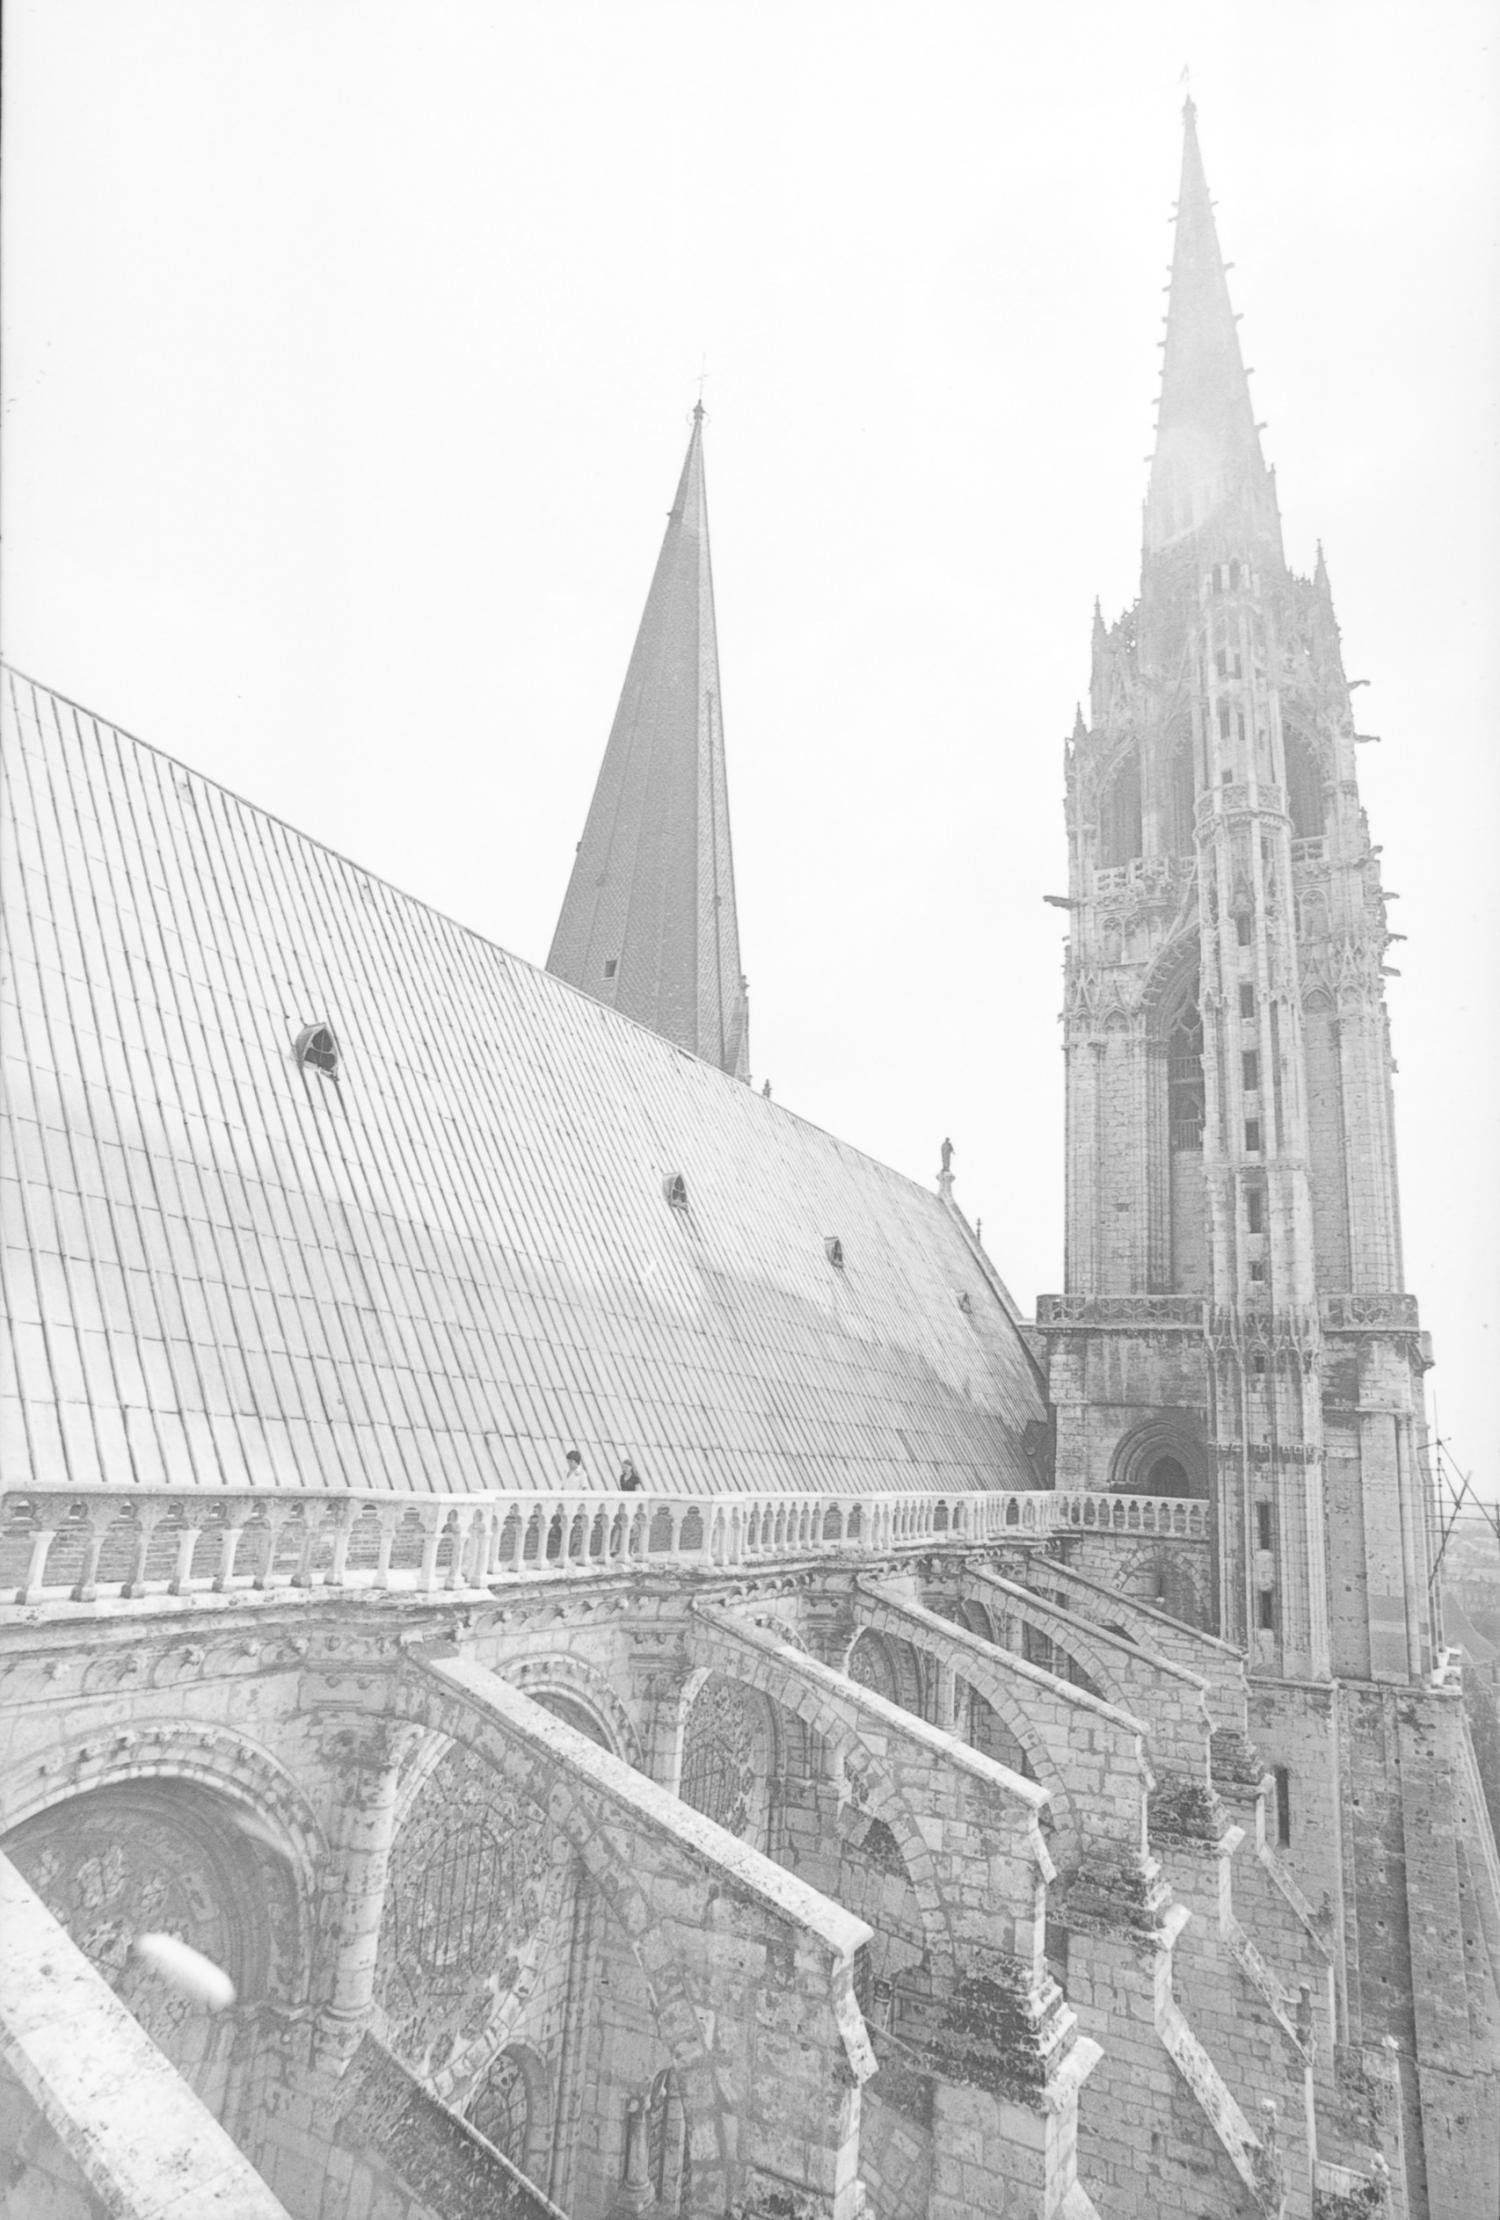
[1144,99,1281,580]
[546,405,750,1081]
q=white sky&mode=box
[5,1,1498,1499]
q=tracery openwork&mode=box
[375,1745,568,2089]
[679,1676,769,1846]
[467,2044,550,2173]
[1167,984,1205,1152]
[3,1781,291,2098]
[846,1630,898,1701]
[469,2049,530,2158]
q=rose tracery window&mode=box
[375,1749,564,2089]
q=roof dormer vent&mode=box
[824,1236,845,1269]
[293,1022,340,1079]
[663,1173,689,1211]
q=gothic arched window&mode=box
[1100,754,1142,867]
[1284,729,1324,840]
[645,2068,688,2213]
[1168,741,1197,857]
[846,1630,899,1702]
[469,2052,531,2165]
[679,1677,774,1848]
[1167,987,1205,1152]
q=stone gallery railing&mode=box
[1319,1291,1421,1333]
[1037,1294,1206,1329]
[0,1484,1208,1612]
[1050,1493,1208,1540]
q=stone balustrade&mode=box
[1051,1492,1209,1540]
[0,1483,1208,1613]
[1320,1290,1421,1333]
[1195,781,1285,823]
[1091,856,1195,904]
[1037,1293,1206,1328]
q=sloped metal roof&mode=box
[0,668,1046,1496]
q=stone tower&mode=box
[547,403,750,1079]
[1040,102,1500,2217]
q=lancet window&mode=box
[1167,987,1205,1152]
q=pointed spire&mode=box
[1089,600,1109,726]
[1144,100,1278,561]
[547,408,750,1081]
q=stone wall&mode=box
[3,1538,1456,2220]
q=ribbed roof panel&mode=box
[0,669,1044,1496]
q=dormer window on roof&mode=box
[294,1022,341,1079]
[663,1173,689,1211]
[824,1236,845,1269]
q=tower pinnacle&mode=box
[547,408,750,1081]
[1145,101,1278,567]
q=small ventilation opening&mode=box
[1257,1587,1277,1631]
[824,1236,845,1270]
[663,1173,689,1211]
[603,957,618,980]
[293,1022,340,1078]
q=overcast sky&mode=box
[5,1,1498,1500]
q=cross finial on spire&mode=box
[694,356,710,420]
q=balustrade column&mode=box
[168,1520,198,1596]
[328,1509,354,1588]
[71,1516,105,1603]
[211,1514,249,1593]
[293,1515,319,1588]
[121,1509,164,1598]
[374,1513,397,1589]
[19,1524,58,1605]
[247,1515,278,1589]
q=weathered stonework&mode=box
[1035,96,1500,2220]
[0,93,1493,2220]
